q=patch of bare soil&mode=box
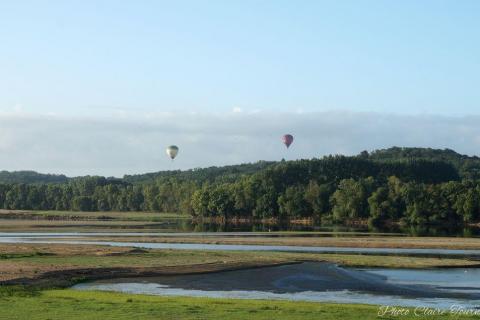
[0,243,133,256]
[1,261,297,288]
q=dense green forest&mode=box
[1,147,480,226]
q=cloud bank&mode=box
[1,111,479,177]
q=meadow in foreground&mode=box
[1,288,479,320]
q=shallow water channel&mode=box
[73,262,480,309]
[1,232,480,257]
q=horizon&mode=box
[3,111,480,176]
[1,145,474,178]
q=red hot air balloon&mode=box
[282,134,294,148]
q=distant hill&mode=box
[123,161,276,184]
[0,170,68,184]
[125,147,480,184]
[2,147,480,185]
[363,147,480,180]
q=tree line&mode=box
[0,150,479,226]
[188,165,479,225]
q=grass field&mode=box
[0,287,478,320]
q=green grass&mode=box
[4,249,478,270]
[4,250,259,267]
[4,248,478,269]
[0,288,477,320]
[0,252,48,259]
[309,253,480,268]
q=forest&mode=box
[1,147,480,226]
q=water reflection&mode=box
[0,216,479,237]
[173,220,480,237]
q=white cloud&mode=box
[0,111,479,177]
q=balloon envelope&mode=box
[282,134,294,148]
[166,145,179,159]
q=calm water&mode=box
[73,262,480,309]
[130,219,480,237]
[364,268,480,293]
[2,217,480,237]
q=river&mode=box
[1,232,480,257]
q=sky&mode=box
[0,1,479,176]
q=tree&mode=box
[253,186,278,219]
[278,185,310,219]
[207,185,235,219]
[453,183,480,223]
[331,178,374,221]
[191,186,211,217]
[304,181,333,218]
[72,196,94,211]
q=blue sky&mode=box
[1,0,479,115]
[0,1,479,175]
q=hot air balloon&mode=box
[166,145,179,160]
[282,134,294,148]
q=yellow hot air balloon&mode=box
[166,145,179,160]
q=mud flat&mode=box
[74,262,480,309]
